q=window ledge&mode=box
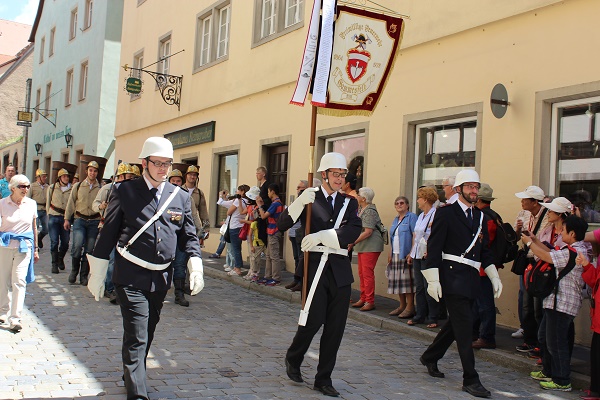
[192,55,228,75]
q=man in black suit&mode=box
[87,137,204,400]
[420,169,503,398]
[278,152,362,397]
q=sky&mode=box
[0,0,38,25]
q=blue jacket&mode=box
[389,212,417,258]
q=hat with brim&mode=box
[515,185,545,200]
[478,183,496,201]
[541,197,573,214]
[246,186,260,200]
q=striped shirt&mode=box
[544,241,586,316]
[266,198,283,235]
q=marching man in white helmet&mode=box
[277,152,361,397]
[419,169,502,399]
[88,137,204,400]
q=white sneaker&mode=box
[511,328,524,338]
[224,266,232,272]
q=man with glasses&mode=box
[442,176,458,204]
[87,137,204,400]
[64,161,102,286]
[420,169,502,398]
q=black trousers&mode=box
[522,288,544,346]
[116,285,167,400]
[286,267,351,386]
[421,293,480,386]
[591,332,600,394]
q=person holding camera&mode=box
[217,185,249,276]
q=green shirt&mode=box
[355,204,384,253]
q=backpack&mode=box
[480,207,519,264]
[376,220,389,245]
[523,245,577,301]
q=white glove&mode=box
[287,187,318,222]
[421,268,442,302]
[187,256,205,295]
[86,254,109,301]
[301,229,340,252]
[484,265,503,298]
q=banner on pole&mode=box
[319,6,404,116]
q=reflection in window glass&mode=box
[555,102,600,223]
[433,128,460,153]
[327,135,365,190]
[216,153,238,226]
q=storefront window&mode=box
[414,118,477,202]
[326,134,365,190]
[551,98,600,223]
[215,153,238,226]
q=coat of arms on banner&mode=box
[320,6,404,117]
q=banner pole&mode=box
[302,105,318,307]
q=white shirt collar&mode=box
[456,198,473,216]
[320,185,337,200]
[143,174,165,196]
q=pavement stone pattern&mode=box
[0,248,585,399]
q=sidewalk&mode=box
[201,250,591,389]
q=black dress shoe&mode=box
[420,355,445,378]
[462,383,491,398]
[285,359,303,383]
[314,383,340,397]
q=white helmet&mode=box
[453,169,480,188]
[317,152,347,172]
[138,137,174,159]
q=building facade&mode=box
[113,0,600,341]
[27,0,124,179]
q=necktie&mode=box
[150,188,158,206]
[327,195,334,213]
[466,207,473,226]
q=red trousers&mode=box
[357,252,381,304]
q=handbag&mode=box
[223,217,231,243]
[510,208,548,275]
[238,222,250,240]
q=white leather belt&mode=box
[442,253,481,270]
[117,246,171,271]
[308,245,348,256]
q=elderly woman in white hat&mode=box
[0,174,40,332]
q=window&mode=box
[194,1,231,70]
[414,117,477,202]
[158,35,171,76]
[65,69,74,106]
[84,0,93,29]
[131,51,144,100]
[79,61,88,101]
[215,153,238,226]
[49,28,55,57]
[62,153,69,162]
[70,8,78,40]
[550,97,600,223]
[39,36,45,63]
[45,82,52,115]
[254,0,304,45]
[325,133,365,191]
[35,89,41,121]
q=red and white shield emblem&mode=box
[346,48,371,83]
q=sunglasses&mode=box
[395,201,406,205]
[17,185,31,189]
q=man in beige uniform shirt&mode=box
[184,165,210,244]
[28,169,49,249]
[46,169,73,273]
[64,161,102,285]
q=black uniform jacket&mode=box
[92,177,201,291]
[277,189,361,288]
[425,201,495,299]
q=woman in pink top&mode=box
[0,175,39,333]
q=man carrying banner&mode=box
[278,152,361,397]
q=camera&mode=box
[235,194,242,199]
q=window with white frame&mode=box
[550,97,600,223]
[84,0,93,29]
[131,51,144,100]
[35,89,41,121]
[414,117,477,203]
[79,61,88,101]
[70,8,78,40]
[39,36,45,63]
[325,133,365,191]
[254,0,304,45]
[65,69,74,106]
[49,27,55,57]
[45,82,52,115]
[194,1,231,70]
[158,35,171,76]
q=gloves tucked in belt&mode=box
[86,254,109,301]
[484,265,503,298]
[187,256,205,295]
[287,187,318,222]
[301,229,340,252]
[421,268,442,302]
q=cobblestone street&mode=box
[0,257,584,399]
